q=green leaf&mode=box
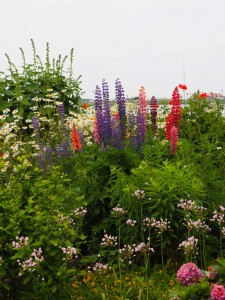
[50,239,59,246]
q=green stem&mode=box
[160,233,164,270]
[118,220,122,298]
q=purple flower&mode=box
[60,141,71,158]
[37,152,47,171]
[32,117,42,148]
[45,146,54,166]
[102,79,112,144]
[111,118,122,149]
[115,79,127,142]
[94,85,106,146]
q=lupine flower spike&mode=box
[71,123,82,152]
[137,86,147,147]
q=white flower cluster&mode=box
[126,219,136,227]
[73,207,87,217]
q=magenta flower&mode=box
[177,262,203,286]
[211,284,225,300]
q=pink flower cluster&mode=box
[211,284,225,300]
[178,236,198,254]
[101,233,118,247]
[111,206,127,217]
[133,189,145,200]
[134,242,154,254]
[18,248,44,272]
[93,262,110,273]
[151,218,170,233]
[177,199,207,212]
[211,206,225,225]
[12,236,29,248]
[186,219,211,232]
[60,246,77,260]
[119,244,135,264]
[177,262,203,286]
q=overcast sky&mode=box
[0,0,225,99]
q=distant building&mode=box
[207,92,224,100]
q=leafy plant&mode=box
[0,39,82,119]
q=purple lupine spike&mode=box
[111,119,122,149]
[128,113,138,148]
[55,147,64,158]
[58,103,65,116]
[150,96,158,136]
[32,116,40,130]
[136,114,146,148]
[32,116,42,148]
[94,85,103,111]
[115,79,127,142]
[136,87,147,147]
[102,79,112,144]
[36,152,46,171]
[94,85,105,146]
[57,103,65,131]
[45,146,54,167]
[61,141,71,158]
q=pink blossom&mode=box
[177,262,203,286]
[211,284,225,300]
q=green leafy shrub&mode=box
[0,162,86,299]
[0,39,82,120]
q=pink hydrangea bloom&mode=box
[177,262,203,286]
[211,284,225,300]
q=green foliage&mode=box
[0,39,82,118]
[0,163,86,298]
[169,278,210,300]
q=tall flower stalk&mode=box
[71,123,82,152]
[102,79,112,145]
[115,79,127,144]
[166,86,181,154]
[137,86,147,148]
[94,85,105,146]
[150,96,158,137]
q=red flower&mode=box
[170,126,179,155]
[82,103,89,109]
[71,123,82,152]
[178,84,187,90]
[114,112,119,120]
[199,93,207,99]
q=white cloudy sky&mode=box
[0,0,225,99]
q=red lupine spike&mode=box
[170,126,178,155]
[71,123,82,152]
